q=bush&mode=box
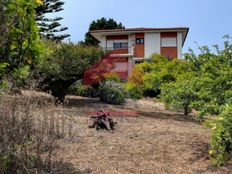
[68,82,100,98]
[206,104,232,165]
[103,72,120,83]
[124,83,143,100]
[100,86,125,105]
[125,54,189,98]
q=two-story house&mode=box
[84,27,189,85]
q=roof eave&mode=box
[182,28,189,46]
[91,28,189,47]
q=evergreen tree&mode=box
[35,0,70,42]
[83,17,125,46]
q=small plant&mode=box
[68,81,100,98]
[100,86,125,105]
[124,83,143,100]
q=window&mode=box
[114,62,128,71]
[113,42,128,49]
[161,37,177,47]
[136,38,144,44]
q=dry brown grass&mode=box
[2,91,232,174]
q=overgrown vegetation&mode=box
[125,38,232,165]
[0,96,76,173]
[159,39,232,119]
[0,0,44,91]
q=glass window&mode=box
[161,37,177,47]
[121,42,128,48]
[113,42,121,49]
[113,42,128,49]
[136,38,144,44]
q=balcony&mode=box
[103,47,134,57]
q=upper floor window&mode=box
[136,38,144,44]
[113,42,128,49]
[161,37,177,47]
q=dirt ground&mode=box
[7,92,232,173]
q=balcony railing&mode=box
[103,47,133,56]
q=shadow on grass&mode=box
[65,96,104,108]
[50,161,92,174]
[138,110,200,124]
[189,141,209,163]
[64,96,126,111]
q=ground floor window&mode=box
[113,42,128,49]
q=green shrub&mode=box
[100,86,125,105]
[124,83,143,100]
[68,81,87,95]
[103,72,120,83]
[68,81,100,98]
[206,104,232,165]
[125,54,189,98]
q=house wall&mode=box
[106,35,128,40]
[160,32,177,59]
[177,32,183,59]
[111,57,128,80]
[161,47,177,59]
[128,34,133,55]
[134,33,145,57]
[144,33,161,58]
[99,31,183,59]
[99,36,106,48]
[106,35,129,51]
[106,39,127,48]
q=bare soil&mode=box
[7,91,232,173]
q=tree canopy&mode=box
[83,17,125,46]
[38,42,103,102]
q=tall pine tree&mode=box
[35,0,70,42]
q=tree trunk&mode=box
[184,106,189,116]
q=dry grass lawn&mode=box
[3,91,232,174]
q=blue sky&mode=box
[57,0,232,53]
